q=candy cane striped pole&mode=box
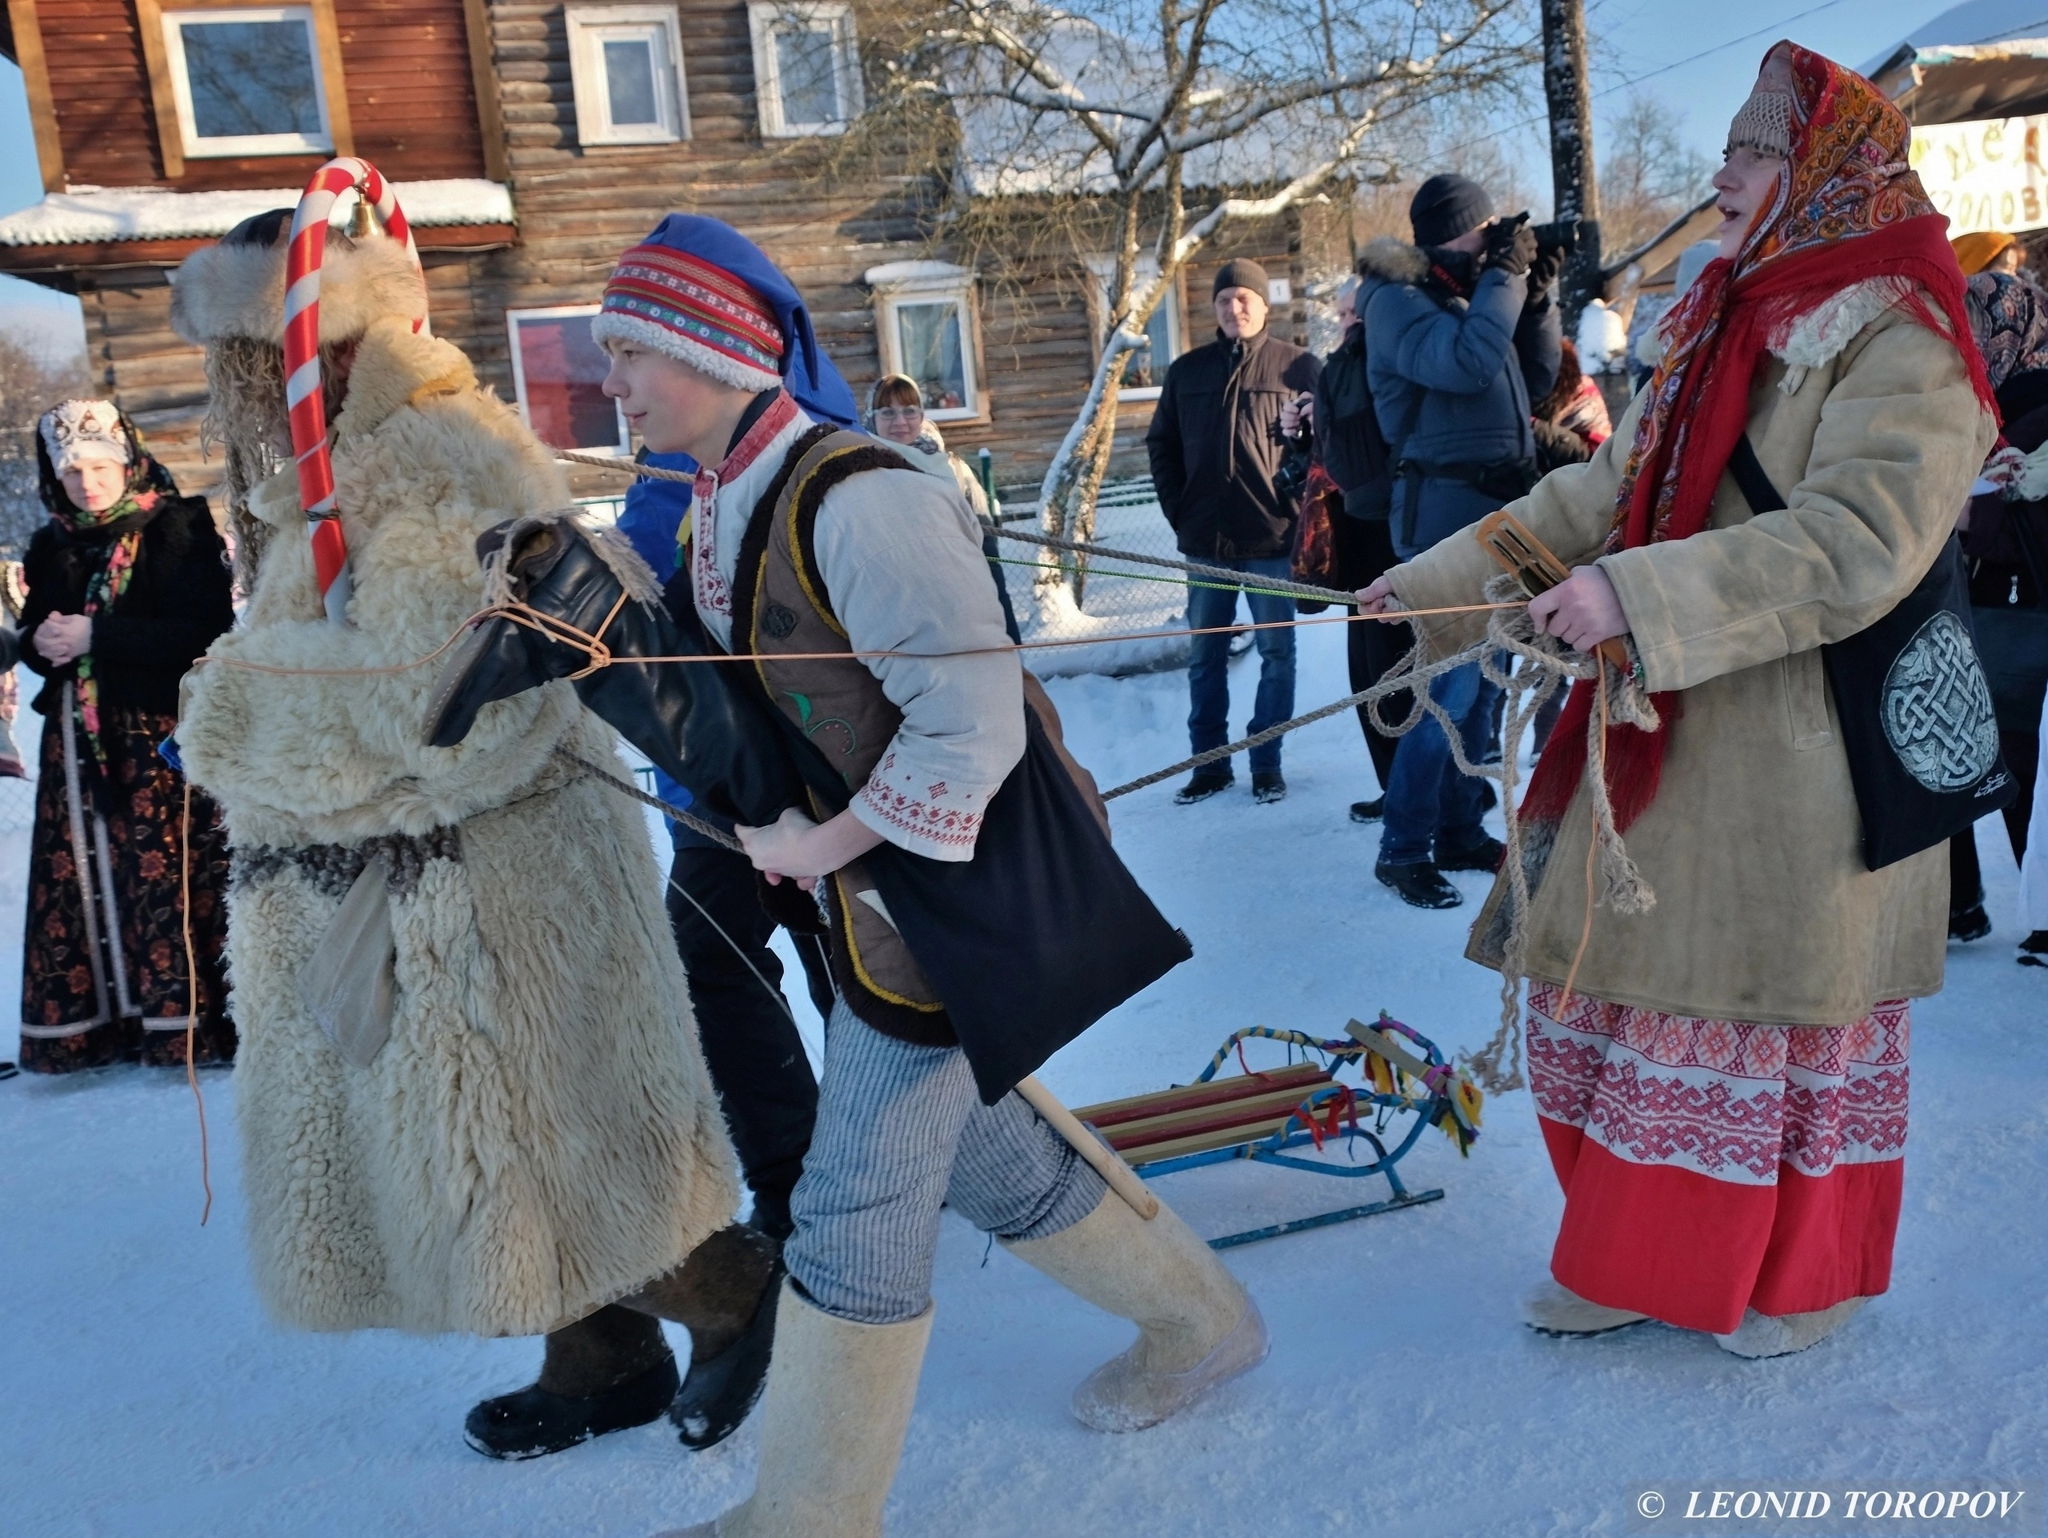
[284,157,427,625]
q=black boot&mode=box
[1435,833,1506,873]
[668,1256,787,1450]
[1348,798,1384,823]
[1949,903,1992,943]
[1174,766,1235,804]
[1251,769,1288,804]
[1376,859,1462,910]
[464,1306,678,1460]
[423,516,807,827]
[623,1224,783,1451]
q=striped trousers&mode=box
[783,998,1106,1324]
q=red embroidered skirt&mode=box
[1527,983,1908,1335]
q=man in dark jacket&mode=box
[1284,275,1406,822]
[1147,257,1322,804]
[1356,173,1562,908]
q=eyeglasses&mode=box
[873,405,925,421]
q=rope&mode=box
[555,447,1364,607]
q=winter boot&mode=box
[621,1223,783,1451]
[464,1305,678,1460]
[1173,766,1235,804]
[1375,859,1462,910]
[652,1283,934,1538]
[1000,1191,1267,1433]
[1348,797,1384,823]
[1251,769,1288,804]
[1713,1298,1866,1359]
[1435,832,1506,873]
[1523,1279,1650,1338]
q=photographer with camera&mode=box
[1354,174,1562,907]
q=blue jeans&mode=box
[1379,659,1499,865]
[1185,556,1297,774]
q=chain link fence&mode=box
[992,472,1211,677]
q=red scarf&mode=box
[1520,42,1996,835]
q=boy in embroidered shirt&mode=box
[433,214,1261,1538]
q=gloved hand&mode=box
[1525,244,1563,297]
[1482,216,1538,277]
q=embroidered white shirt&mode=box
[689,396,1024,861]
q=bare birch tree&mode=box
[840,0,1533,609]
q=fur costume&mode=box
[176,313,738,1335]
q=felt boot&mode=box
[1523,1279,1651,1337]
[653,1283,934,1538]
[465,1305,678,1460]
[1713,1298,1866,1358]
[1001,1191,1267,1432]
[621,1223,783,1451]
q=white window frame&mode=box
[567,4,690,147]
[869,264,983,423]
[747,1,862,138]
[1085,254,1182,402]
[506,304,631,456]
[160,5,333,159]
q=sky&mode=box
[0,0,2006,353]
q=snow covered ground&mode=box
[2,629,2044,1538]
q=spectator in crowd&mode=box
[1948,265,2048,943]
[1952,229,2028,278]
[1280,276,1405,820]
[16,400,234,1073]
[1533,338,1613,468]
[1355,174,1562,907]
[1953,364,2048,963]
[867,373,1020,639]
[1147,258,1322,805]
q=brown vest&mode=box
[701,426,1108,1045]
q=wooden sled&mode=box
[1071,1017,1483,1250]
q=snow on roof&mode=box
[1863,0,2048,77]
[0,179,515,247]
[862,259,973,286]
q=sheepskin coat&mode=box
[1387,285,1997,1026]
[177,317,738,1335]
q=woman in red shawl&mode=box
[1362,44,1997,1357]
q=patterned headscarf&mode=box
[1524,41,1995,835]
[33,402,180,778]
[1965,271,2048,393]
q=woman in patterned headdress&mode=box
[16,400,235,1073]
[1362,43,1998,1357]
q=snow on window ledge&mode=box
[0,180,517,247]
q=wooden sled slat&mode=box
[1073,1062,1329,1127]
[1092,1082,1339,1155]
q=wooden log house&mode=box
[0,0,1348,496]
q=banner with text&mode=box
[1910,116,2048,235]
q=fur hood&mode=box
[1354,237,1431,287]
[170,229,427,347]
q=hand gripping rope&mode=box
[285,157,426,625]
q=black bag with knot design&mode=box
[1728,436,2015,871]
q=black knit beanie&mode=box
[1212,258,1270,298]
[1409,174,1494,248]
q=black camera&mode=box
[1531,218,1584,257]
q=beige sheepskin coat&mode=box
[178,317,738,1335]
[1389,286,1996,1026]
